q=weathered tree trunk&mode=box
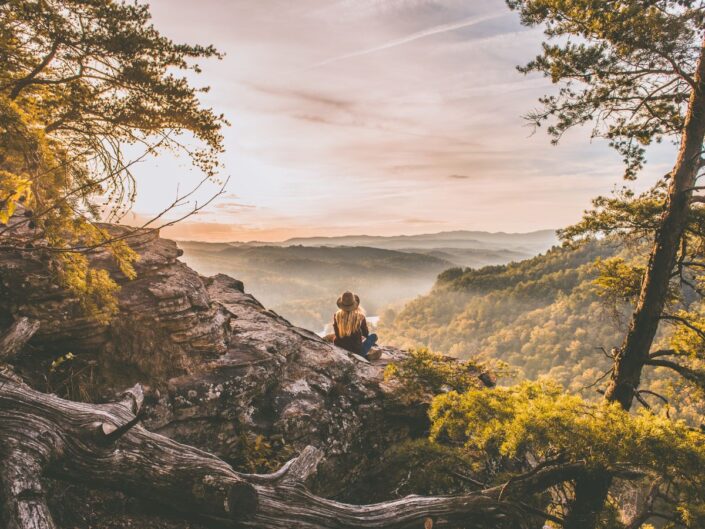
[0,374,534,529]
[0,317,39,362]
[607,36,705,410]
[560,472,612,529]
[564,36,705,529]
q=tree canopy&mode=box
[0,0,226,315]
[509,0,705,179]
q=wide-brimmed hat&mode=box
[337,291,360,312]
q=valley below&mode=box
[176,229,558,332]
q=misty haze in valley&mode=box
[177,229,558,332]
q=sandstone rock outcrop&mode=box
[0,228,442,477]
[0,225,488,527]
[0,227,229,379]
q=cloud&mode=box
[135,0,660,240]
[403,217,447,225]
[245,83,355,110]
[213,201,257,210]
[311,10,507,68]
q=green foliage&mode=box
[559,186,667,244]
[507,0,703,179]
[430,381,705,526]
[0,172,31,224]
[52,252,121,323]
[670,307,705,357]
[49,352,75,372]
[592,257,649,324]
[593,257,645,304]
[432,381,701,470]
[0,0,225,317]
[379,241,626,391]
[384,347,493,402]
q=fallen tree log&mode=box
[0,374,534,529]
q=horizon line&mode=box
[169,227,559,245]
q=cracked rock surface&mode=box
[0,225,484,527]
[0,228,426,493]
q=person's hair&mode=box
[335,307,365,337]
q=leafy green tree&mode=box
[430,382,705,529]
[0,0,226,315]
[383,347,501,403]
[382,347,705,528]
[506,1,705,526]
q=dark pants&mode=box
[361,333,378,358]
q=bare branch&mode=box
[8,40,60,99]
[649,349,678,359]
[646,359,705,388]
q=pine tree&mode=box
[0,0,226,313]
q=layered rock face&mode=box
[0,227,229,379]
[0,226,431,500]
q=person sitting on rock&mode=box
[333,291,380,360]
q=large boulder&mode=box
[144,273,429,495]
[0,226,445,493]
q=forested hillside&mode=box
[177,232,558,331]
[178,242,454,330]
[379,241,631,391]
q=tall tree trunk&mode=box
[563,37,705,529]
[607,36,705,410]
[561,473,613,529]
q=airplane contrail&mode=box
[311,11,507,68]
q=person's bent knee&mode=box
[369,333,378,343]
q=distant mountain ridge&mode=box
[281,229,557,248]
[176,229,559,331]
[176,229,558,251]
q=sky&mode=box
[127,0,677,242]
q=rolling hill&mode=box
[377,240,626,392]
[176,230,558,330]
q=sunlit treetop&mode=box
[0,0,227,316]
[430,381,705,526]
[508,0,705,179]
